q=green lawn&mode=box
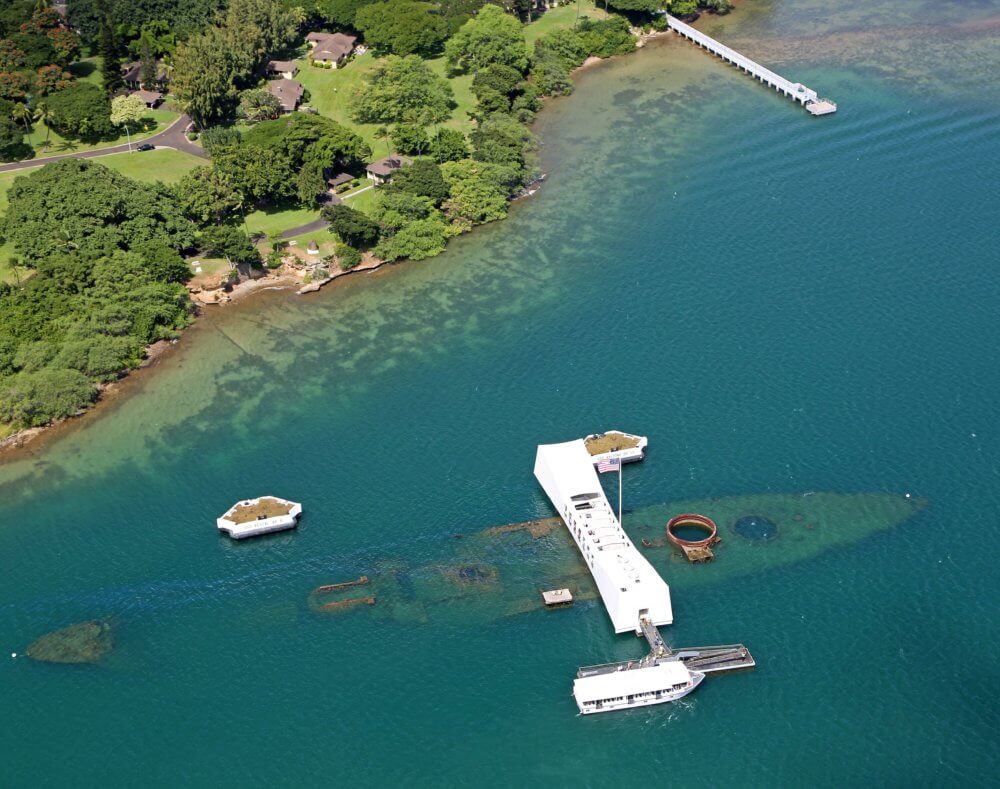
[296,51,477,151]
[296,53,387,151]
[245,203,321,236]
[94,148,204,183]
[524,0,607,44]
[68,56,103,86]
[344,184,378,214]
[24,108,179,158]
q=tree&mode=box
[47,26,80,66]
[605,0,661,10]
[10,100,32,132]
[199,125,243,154]
[109,93,146,146]
[0,111,26,162]
[315,0,377,29]
[471,111,534,170]
[389,157,449,204]
[34,63,74,95]
[171,28,240,126]
[429,127,467,163]
[321,203,380,248]
[213,143,295,203]
[238,86,283,122]
[200,224,261,267]
[175,166,244,225]
[31,98,55,144]
[2,159,195,263]
[138,32,157,88]
[335,242,361,270]
[372,189,435,231]
[0,368,96,427]
[444,5,529,75]
[440,158,517,229]
[349,55,453,125]
[391,122,429,155]
[374,216,447,261]
[45,82,115,140]
[98,14,122,94]
[354,1,449,57]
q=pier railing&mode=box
[665,14,835,114]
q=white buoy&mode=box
[905,493,911,498]
[11,652,16,658]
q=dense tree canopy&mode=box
[171,0,303,126]
[2,160,195,263]
[45,83,115,140]
[444,5,529,75]
[321,204,381,248]
[0,163,198,431]
[349,55,453,125]
[354,1,449,57]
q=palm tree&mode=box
[33,101,55,147]
[375,126,391,157]
[11,103,32,134]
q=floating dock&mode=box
[665,14,836,116]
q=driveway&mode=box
[0,114,208,174]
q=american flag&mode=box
[596,456,621,474]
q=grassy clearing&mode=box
[344,185,379,214]
[245,204,320,236]
[296,51,477,151]
[24,108,179,157]
[94,148,204,183]
[68,57,103,86]
[524,0,608,44]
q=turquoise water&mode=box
[2,1,999,784]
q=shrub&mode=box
[336,243,362,270]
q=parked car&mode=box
[137,143,155,152]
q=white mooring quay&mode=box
[534,437,755,714]
[665,14,837,116]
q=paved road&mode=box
[0,114,208,174]
[279,185,375,238]
[280,218,329,239]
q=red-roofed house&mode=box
[306,32,357,67]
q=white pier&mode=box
[534,440,672,634]
[665,15,837,116]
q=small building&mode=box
[131,89,163,108]
[122,60,168,91]
[266,59,299,79]
[366,154,412,184]
[268,79,304,113]
[306,32,357,67]
[326,171,353,193]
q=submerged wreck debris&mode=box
[482,517,561,539]
[26,620,113,664]
[307,493,926,625]
[443,563,499,586]
[314,576,369,594]
[318,596,376,612]
[666,513,720,563]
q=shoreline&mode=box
[0,12,724,461]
